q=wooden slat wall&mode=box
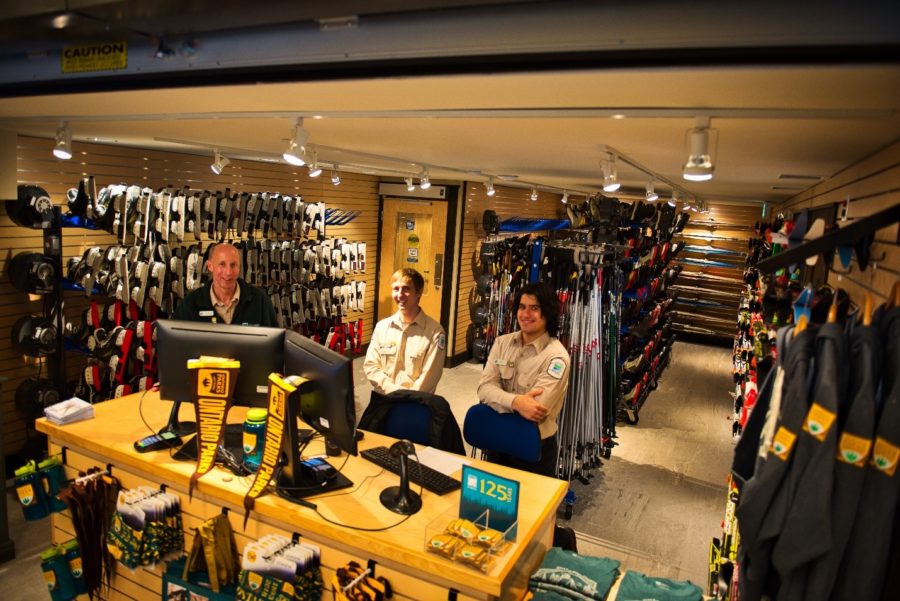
[780,139,900,304]
[1,136,380,457]
[672,202,762,340]
[452,181,579,359]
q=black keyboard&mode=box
[360,446,461,495]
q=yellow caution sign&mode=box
[61,42,128,73]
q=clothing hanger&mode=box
[862,291,874,326]
[827,289,840,324]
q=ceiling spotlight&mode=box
[419,170,431,190]
[645,180,659,202]
[331,164,341,186]
[683,117,716,182]
[53,121,72,160]
[601,153,620,192]
[405,176,416,192]
[210,150,230,175]
[282,118,310,166]
[667,192,678,208]
[486,177,496,197]
[561,190,569,204]
[307,152,322,177]
[530,187,538,201]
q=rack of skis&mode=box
[471,203,683,481]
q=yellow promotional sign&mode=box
[61,42,128,73]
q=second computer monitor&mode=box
[283,329,358,456]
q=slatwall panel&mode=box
[780,139,900,305]
[1,136,380,457]
[452,181,579,359]
[671,202,762,340]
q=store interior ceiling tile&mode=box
[0,0,898,205]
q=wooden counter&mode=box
[37,391,566,601]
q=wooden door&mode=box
[378,198,448,321]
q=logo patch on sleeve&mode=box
[770,426,797,461]
[438,333,446,350]
[870,437,899,477]
[803,402,836,442]
[548,358,566,379]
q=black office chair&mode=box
[358,390,465,454]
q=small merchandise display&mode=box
[239,534,323,601]
[40,540,87,601]
[14,456,68,521]
[163,511,240,599]
[424,513,514,573]
[528,548,620,600]
[332,561,393,601]
[106,486,184,569]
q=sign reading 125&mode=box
[459,466,520,541]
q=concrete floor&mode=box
[2,340,734,597]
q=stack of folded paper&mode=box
[44,398,94,425]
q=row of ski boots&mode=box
[65,177,330,242]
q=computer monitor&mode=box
[156,319,285,436]
[277,329,357,501]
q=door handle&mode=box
[434,253,444,289]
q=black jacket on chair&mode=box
[358,389,465,455]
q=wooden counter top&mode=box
[37,391,566,600]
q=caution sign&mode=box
[62,42,128,74]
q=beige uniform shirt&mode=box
[364,309,446,394]
[210,285,240,324]
[477,331,570,439]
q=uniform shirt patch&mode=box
[199,310,214,317]
[547,358,566,379]
[438,333,446,350]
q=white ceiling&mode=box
[0,1,898,205]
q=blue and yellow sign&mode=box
[460,465,519,540]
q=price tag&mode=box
[459,465,519,540]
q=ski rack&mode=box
[756,203,900,274]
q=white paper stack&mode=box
[44,397,94,425]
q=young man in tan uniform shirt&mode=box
[364,268,446,394]
[477,282,570,477]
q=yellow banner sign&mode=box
[62,42,128,74]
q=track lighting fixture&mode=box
[644,180,658,202]
[486,177,496,197]
[601,153,620,192]
[561,190,569,204]
[331,164,341,186]
[210,150,230,175]
[700,200,710,214]
[668,192,678,208]
[282,118,310,166]
[53,121,72,160]
[307,152,322,177]
[405,176,416,192]
[419,170,431,190]
[530,187,538,201]
[683,117,715,182]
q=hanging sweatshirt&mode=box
[801,321,880,600]
[832,306,900,601]
[770,322,847,599]
[735,327,816,601]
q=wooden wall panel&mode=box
[671,202,762,340]
[451,181,580,359]
[1,136,380,458]
[780,139,900,305]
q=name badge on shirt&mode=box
[199,310,215,317]
[494,359,514,368]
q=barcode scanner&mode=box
[379,439,422,515]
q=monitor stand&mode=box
[275,393,353,505]
[159,399,196,437]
